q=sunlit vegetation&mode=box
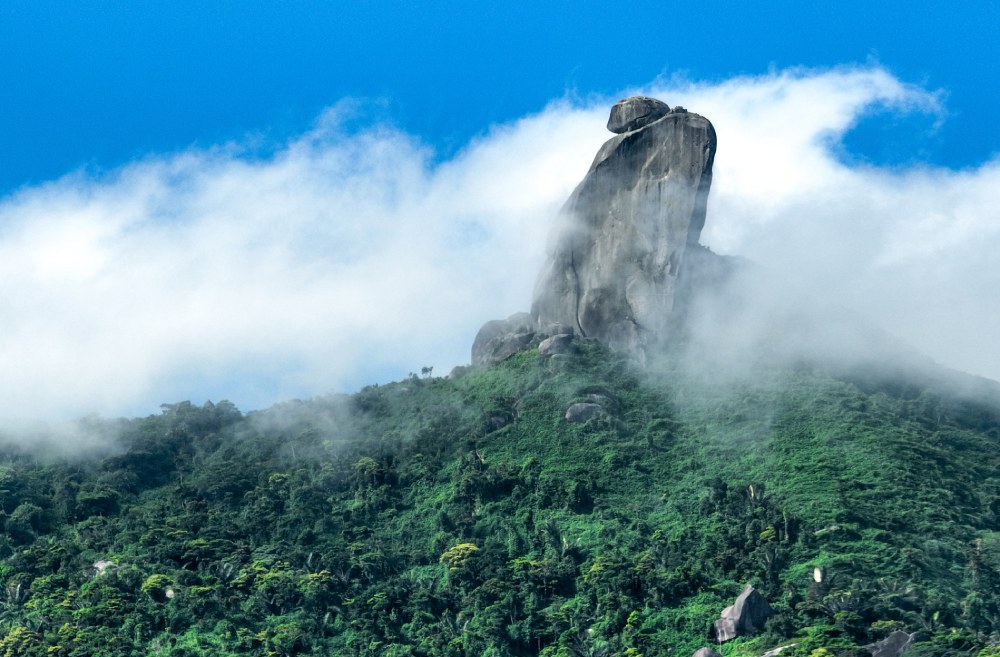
[0,340,998,655]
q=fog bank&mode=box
[1,65,998,426]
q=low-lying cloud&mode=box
[1,65,997,424]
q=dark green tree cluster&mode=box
[0,341,997,656]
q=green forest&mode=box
[0,337,998,656]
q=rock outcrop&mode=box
[863,631,927,657]
[471,313,535,366]
[691,648,722,657]
[711,584,774,643]
[530,96,718,360]
[691,649,723,657]
[538,333,575,357]
[607,96,672,133]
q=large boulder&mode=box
[471,313,535,365]
[711,584,774,643]
[531,96,718,360]
[607,96,672,133]
[691,649,722,657]
[863,631,927,657]
[538,333,575,356]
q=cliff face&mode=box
[530,96,718,359]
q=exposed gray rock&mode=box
[581,393,620,415]
[863,630,927,657]
[713,617,738,643]
[565,403,604,422]
[607,96,672,133]
[532,96,717,361]
[759,645,797,657]
[711,584,773,643]
[541,322,575,337]
[471,312,535,365]
[539,333,575,356]
[691,649,723,657]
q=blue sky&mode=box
[2,2,1000,425]
[3,0,997,193]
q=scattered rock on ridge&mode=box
[711,584,773,643]
[583,393,615,411]
[471,313,535,365]
[532,95,718,361]
[607,96,672,133]
[863,630,927,657]
[691,649,722,657]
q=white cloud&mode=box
[647,67,1000,382]
[1,65,998,426]
[0,99,607,422]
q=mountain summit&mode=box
[532,96,717,357]
[475,97,721,365]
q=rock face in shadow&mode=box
[530,96,718,361]
[711,584,774,643]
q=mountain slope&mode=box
[0,338,998,657]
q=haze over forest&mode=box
[1,67,998,427]
[2,2,999,430]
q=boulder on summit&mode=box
[607,96,672,133]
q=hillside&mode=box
[0,337,998,657]
[2,96,997,657]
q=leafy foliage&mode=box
[0,342,997,655]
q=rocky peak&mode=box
[529,96,718,360]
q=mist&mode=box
[1,65,999,430]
